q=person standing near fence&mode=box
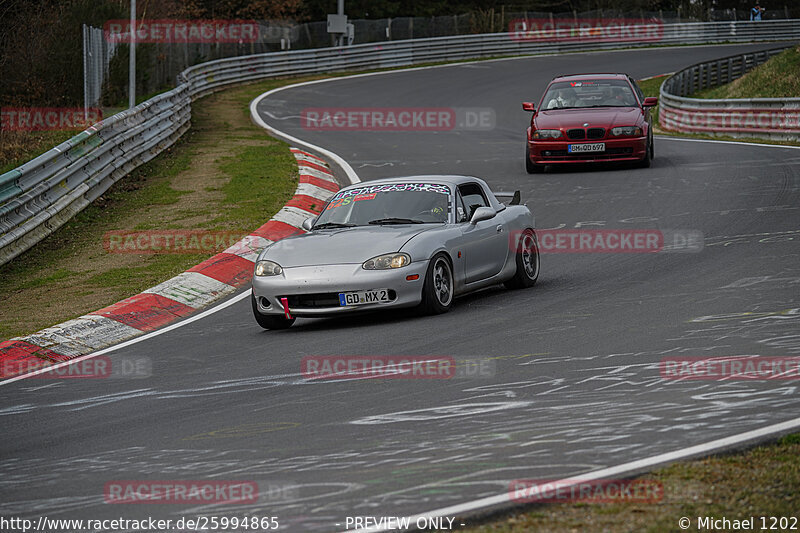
[750,3,765,20]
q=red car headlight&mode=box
[610,126,643,137]
[532,129,562,139]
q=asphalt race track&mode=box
[2,43,800,531]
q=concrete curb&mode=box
[0,148,339,378]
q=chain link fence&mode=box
[84,8,800,102]
[82,24,117,110]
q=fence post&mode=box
[82,24,89,122]
[129,0,136,109]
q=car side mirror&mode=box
[301,216,316,231]
[643,97,658,107]
[470,206,496,224]
[522,102,536,112]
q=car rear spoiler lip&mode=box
[493,190,522,206]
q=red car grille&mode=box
[587,128,605,139]
[567,129,585,140]
[566,128,606,140]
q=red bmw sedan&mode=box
[523,73,658,173]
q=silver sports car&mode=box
[251,175,539,329]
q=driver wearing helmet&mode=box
[546,87,578,109]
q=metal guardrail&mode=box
[2,20,800,266]
[0,87,191,265]
[659,45,800,140]
[181,20,800,97]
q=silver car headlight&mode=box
[532,129,562,139]
[610,126,642,136]
[255,260,283,276]
[363,253,411,270]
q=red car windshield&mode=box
[542,79,638,110]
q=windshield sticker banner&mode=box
[332,183,451,201]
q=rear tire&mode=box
[419,253,454,315]
[504,230,540,289]
[252,293,295,329]
[525,145,544,174]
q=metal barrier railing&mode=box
[2,20,800,266]
[659,45,800,140]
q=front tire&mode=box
[504,230,540,289]
[638,135,652,168]
[252,293,295,329]
[419,253,454,315]
[525,145,544,174]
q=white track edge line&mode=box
[0,290,251,387]
[251,88,360,185]
[656,135,800,150]
[346,415,800,533]
[250,48,798,186]
[2,85,350,385]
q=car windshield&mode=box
[314,183,451,227]
[542,79,638,110]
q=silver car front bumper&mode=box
[252,261,429,317]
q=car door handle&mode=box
[496,225,504,233]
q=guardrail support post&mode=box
[129,0,136,109]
